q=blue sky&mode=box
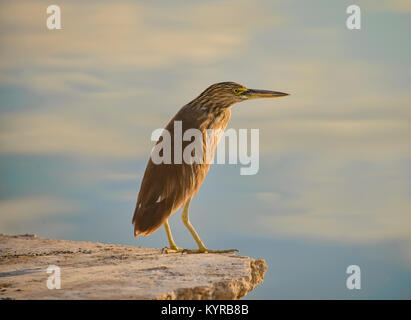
[1,0,411,299]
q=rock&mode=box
[0,234,266,300]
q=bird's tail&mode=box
[132,200,170,237]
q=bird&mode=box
[132,82,289,253]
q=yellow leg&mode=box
[181,198,238,254]
[181,200,207,251]
[163,219,182,252]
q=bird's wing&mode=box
[132,108,210,237]
[132,158,183,236]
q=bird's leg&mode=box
[181,199,207,252]
[181,199,238,254]
[162,219,183,253]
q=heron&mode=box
[132,82,289,253]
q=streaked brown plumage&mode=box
[132,82,288,253]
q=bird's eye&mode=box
[233,88,246,95]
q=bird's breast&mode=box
[207,109,231,130]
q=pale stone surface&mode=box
[0,234,266,300]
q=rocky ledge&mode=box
[0,234,266,300]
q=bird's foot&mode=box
[162,246,238,254]
[182,248,239,254]
[161,246,184,254]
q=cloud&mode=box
[0,112,150,158]
[110,191,138,202]
[0,0,277,94]
[0,196,78,236]
[259,194,411,243]
[103,172,142,182]
[367,0,411,13]
[0,72,110,94]
[246,157,411,247]
[231,59,411,160]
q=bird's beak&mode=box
[243,89,289,99]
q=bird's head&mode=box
[195,82,289,109]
